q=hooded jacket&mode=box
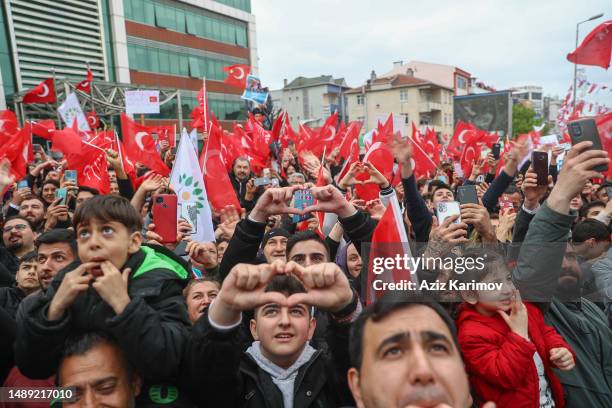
[14,244,192,405]
[456,302,573,408]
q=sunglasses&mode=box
[3,224,29,233]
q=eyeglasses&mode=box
[3,224,29,233]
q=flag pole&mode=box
[114,130,125,173]
[202,76,208,134]
[82,140,107,153]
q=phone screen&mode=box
[292,189,314,223]
[55,188,68,205]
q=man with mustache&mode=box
[513,142,612,407]
[1,216,37,279]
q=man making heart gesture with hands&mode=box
[185,260,359,408]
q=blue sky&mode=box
[252,0,610,100]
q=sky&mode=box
[251,0,611,99]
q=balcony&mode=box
[418,102,442,112]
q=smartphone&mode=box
[437,175,448,184]
[457,185,478,205]
[567,118,608,173]
[292,189,314,223]
[531,151,549,186]
[151,194,178,244]
[64,170,77,184]
[452,162,464,178]
[498,196,515,213]
[55,188,68,205]
[271,178,280,187]
[606,186,612,201]
[492,143,501,160]
[17,179,29,189]
[49,150,64,161]
[437,201,461,225]
[33,144,44,153]
[254,177,271,187]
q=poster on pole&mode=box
[125,90,160,114]
[241,75,269,105]
[58,92,91,132]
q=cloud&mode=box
[252,0,610,98]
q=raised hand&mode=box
[390,133,414,178]
[250,185,305,223]
[337,161,363,190]
[305,185,356,218]
[424,215,468,258]
[521,170,550,210]
[460,203,496,242]
[362,162,390,188]
[286,262,354,313]
[218,205,240,239]
[0,158,14,191]
[547,141,609,214]
[210,261,289,325]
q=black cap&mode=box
[262,228,290,247]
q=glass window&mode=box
[186,13,197,35]
[175,8,186,33]
[189,56,201,77]
[206,59,215,77]
[236,27,247,47]
[159,49,170,73]
[128,44,137,68]
[135,46,147,70]
[212,19,220,39]
[400,89,408,102]
[143,0,155,25]
[124,0,132,19]
[179,55,189,76]
[148,47,159,72]
[531,92,542,100]
[170,53,180,75]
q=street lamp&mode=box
[573,13,604,110]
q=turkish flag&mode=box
[76,69,94,93]
[448,121,476,158]
[86,111,101,129]
[567,20,612,69]
[31,120,56,140]
[409,134,437,179]
[355,141,394,201]
[334,129,360,184]
[201,124,241,210]
[223,64,250,89]
[595,112,612,178]
[366,194,414,305]
[0,123,32,180]
[424,127,440,165]
[65,141,110,195]
[120,113,170,176]
[22,78,56,104]
[0,110,19,141]
[52,125,83,156]
[149,125,176,147]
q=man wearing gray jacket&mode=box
[512,141,612,407]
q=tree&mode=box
[512,104,549,138]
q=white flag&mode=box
[58,92,90,132]
[170,134,215,243]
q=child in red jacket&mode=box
[455,251,575,408]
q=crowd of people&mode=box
[0,109,611,408]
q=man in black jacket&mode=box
[184,261,360,408]
[0,251,39,317]
[15,195,194,407]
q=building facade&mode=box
[510,85,544,118]
[346,71,454,138]
[382,60,472,96]
[0,0,256,127]
[271,75,350,128]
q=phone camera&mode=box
[155,196,164,204]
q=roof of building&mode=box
[345,74,450,94]
[382,60,472,79]
[284,75,349,90]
